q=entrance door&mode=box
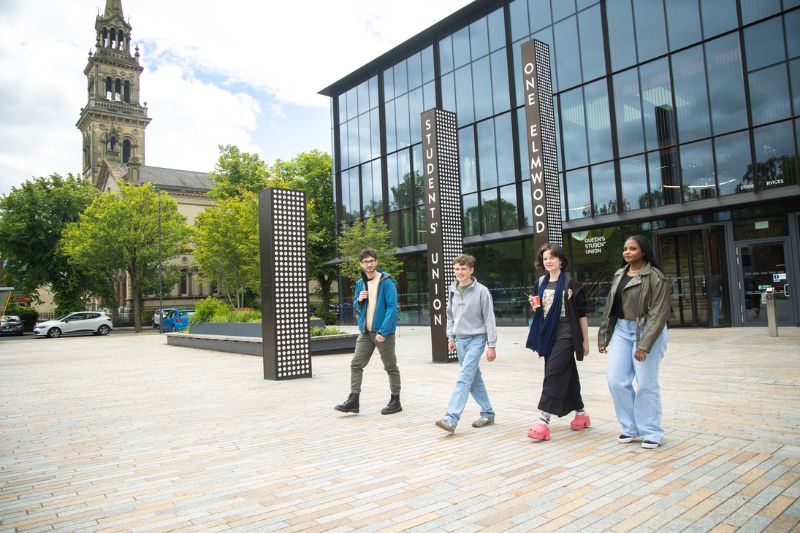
[736,240,793,326]
[657,226,730,327]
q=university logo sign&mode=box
[421,108,462,363]
[521,40,562,249]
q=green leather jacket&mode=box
[598,262,670,353]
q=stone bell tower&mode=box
[76,0,151,187]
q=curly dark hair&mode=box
[534,242,569,270]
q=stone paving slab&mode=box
[1,326,798,532]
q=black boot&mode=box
[334,393,359,413]
[381,394,402,415]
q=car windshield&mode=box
[2,316,20,322]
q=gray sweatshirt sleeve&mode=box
[481,286,497,348]
[446,289,454,341]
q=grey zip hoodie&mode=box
[446,277,497,347]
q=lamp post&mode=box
[157,186,164,334]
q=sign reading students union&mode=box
[421,108,462,363]
[521,40,562,250]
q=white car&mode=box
[152,308,177,329]
[33,312,113,338]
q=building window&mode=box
[122,140,131,163]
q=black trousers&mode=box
[537,337,584,417]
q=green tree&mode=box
[208,145,272,199]
[193,192,260,308]
[271,150,337,315]
[0,174,106,312]
[338,217,402,282]
[62,183,190,331]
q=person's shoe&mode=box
[334,393,360,413]
[570,413,591,431]
[471,415,495,428]
[617,434,636,443]
[527,422,551,441]
[381,394,402,415]
[435,418,455,433]
[642,440,661,449]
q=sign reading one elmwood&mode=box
[421,108,463,363]
[521,39,562,251]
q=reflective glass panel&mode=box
[459,126,478,193]
[383,67,394,102]
[560,87,589,169]
[555,16,581,89]
[744,17,785,71]
[530,0,552,32]
[439,36,454,74]
[510,0,530,41]
[372,159,384,214]
[408,88,423,145]
[473,57,493,121]
[488,8,506,52]
[422,46,435,84]
[749,65,791,125]
[361,162,373,214]
[359,113,370,163]
[412,144,424,206]
[369,77,378,109]
[613,68,645,156]
[441,73,456,113]
[339,122,349,170]
[578,5,605,81]
[453,27,471,68]
[455,65,475,126]
[482,189,500,233]
[552,0,576,22]
[591,161,617,214]
[566,167,591,219]
[423,82,436,111]
[371,108,380,160]
[705,34,747,135]
[401,208,414,247]
[470,17,490,60]
[752,120,798,189]
[584,79,613,163]
[499,184,519,230]
[700,0,737,38]
[495,113,515,185]
[791,59,800,116]
[348,117,359,168]
[347,87,358,121]
[648,148,682,205]
[348,167,361,219]
[633,0,668,62]
[680,140,716,201]
[414,205,425,245]
[358,80,369,116]
[516,106,529,179]
[714,130,752,196]
[394,61,408,96]
[490,49,511,114]
[666,0,702,51]
[462,192,480,236]
[640,58,676,150]
[740,0,781,24]
[607,0,637,71]
[338,94,347,126]
[388,211,401,247]
[512,39,525,109]
[785,11,800,59]
[477,119,498,189]
[620,155,649,209]
[387,152,400,209]
[396,94,411,149]
[672,45,711,142]
[407,52,422,90]
[521,180,533,227]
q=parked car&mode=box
[1,315,25,336]
[152,307,177,329]
[33,312,113,338]
[161,309,195,332]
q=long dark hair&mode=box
[621,235,662,271]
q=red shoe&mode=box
[527,422,551,441]
[570,413,591,431]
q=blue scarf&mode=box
[526,271,566,358]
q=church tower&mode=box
[76,0,151,187]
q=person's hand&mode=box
[634,348,648,361]
[448,340,456,352]
[358,290,368,302]
[582,341,589,357]
[486,347,496,362]
[598,345,607,354]
[375,334,385,343]
[529,295,540,310]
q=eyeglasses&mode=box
[360,259,376,265]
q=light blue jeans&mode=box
[444,335,495,427]
[606,319,668,443]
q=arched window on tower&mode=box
[83,138,90,168]
[107,136,117,152]
[114,78,121,102]
[123,80,130,103]
[122,140,131,163]
[180,269,189,296]
[102,28,108,48]
[111,28,117,49]
[105,77,113,100]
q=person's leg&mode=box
[537,338,577,417]
[375,333,401,395]
[443,336,484,427]
[350,333,376,394]
[606,320,638,438]
[633,325,668,444]
[466,336,494,418]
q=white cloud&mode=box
[0,0,473,195]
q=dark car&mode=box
[1,315,25,336]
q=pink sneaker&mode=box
[527,422,551,441]
[570,413,591,431]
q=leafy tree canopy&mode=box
[208,145,272,198]
[338,217,402,282]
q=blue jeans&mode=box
[606,319,668,443]
[444,335,495,427]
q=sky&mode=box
[0,0,473,196]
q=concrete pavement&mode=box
[1,326,798,532]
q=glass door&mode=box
[736,240,793,326]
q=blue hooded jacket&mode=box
[354,270,398,336]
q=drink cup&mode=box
[531,295,540,307]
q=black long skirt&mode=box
[537,337,584,417]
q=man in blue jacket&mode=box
[335,248,402,415]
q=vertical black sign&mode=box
[421,108,462,363]
[521,40,562,251]
[258,188,312,380]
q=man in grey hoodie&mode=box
[435,254,498,434]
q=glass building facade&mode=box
[321,0,800,328]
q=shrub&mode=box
[310,325,346,337]
[210,309,262,323]
[191,297,231,325]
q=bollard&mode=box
[764,287,778,337]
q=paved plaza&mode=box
[1,325,799,532]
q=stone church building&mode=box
[77,0,217,312]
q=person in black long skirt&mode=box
[526,243,590,441]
